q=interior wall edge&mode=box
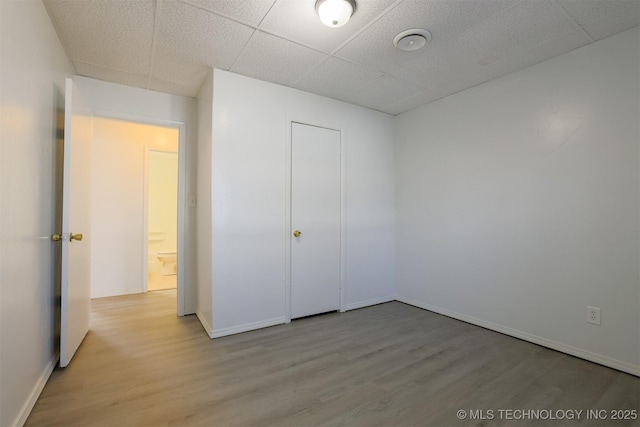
[344,295,397,311]
[195,70,214,334]
[396,295,640,377]
[195,310,214,339]
[211,317,287,339]
[11,355,58,427]
[90,288,145,300]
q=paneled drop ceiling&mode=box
[43,0,639,115]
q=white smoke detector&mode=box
[393,29,431,51]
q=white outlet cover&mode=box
[587,306,601,325]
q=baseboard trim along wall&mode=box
[195,311,213,338]
[13,354,57,427]
[92,288,143,299]
[345,295,397,311]
[211,317,286,339]
[200,295,638,377]
[396,296,640,377]
[203,296,398,339]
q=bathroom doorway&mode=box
[90,117,182,306]
[145,150,179,291]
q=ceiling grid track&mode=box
[330,0,405,56]
[289,0,408,91]
[146,0,164,89]
[548,0,596,43]
[228,28,260,72]
[178,0,261,29]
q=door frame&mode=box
[92,110,188,316]
[285,119,347,323]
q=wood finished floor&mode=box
[27,291,639,427]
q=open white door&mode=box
[57,78,93,367]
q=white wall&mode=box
[90,118,178,298]
[196,72,213,335]
[0,1,73,426]
[75,77,197,315]
[395,28,640,375]
[208,70,396,337]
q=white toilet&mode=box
[157,251,177,276]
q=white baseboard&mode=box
[345,295,396,311]
[195,310,214,338]
[91,289,141,299]
[211,317,286,338]
[396,296,640,377]
[12,353,58,427]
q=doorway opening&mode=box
[145,149,179,291]
[89,117,182,311]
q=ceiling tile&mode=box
[44,0,155,74]
[180,0,277,26]
[556,0,639,27]
[579,3,640,41]
[336,0,518,76]
[371,34,467,89]
[153,0,254,73]
[293,57,382,101]
[149,76,207,97]
[151,59,211,87]
[259,0,399,53]
[461,1,579,58]
[73,61,151,90]
[434,1,578,73]
[231,31,328,86]
[499,29,592,76]
[381,90,443,115]
[391,1,580,87]
[150,60,211,97]
[431,29,592,103]
[344,75,421,112]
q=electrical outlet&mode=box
[587,306,601,325]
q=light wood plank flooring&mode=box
[27,291,639,426]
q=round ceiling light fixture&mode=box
[316,0,356,28]
[393,29,431,51]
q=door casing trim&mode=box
[90,110,187,317]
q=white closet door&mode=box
[290,122,341,319]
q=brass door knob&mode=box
[293,230,302,237]
[70,233,83,241]
[51,234,62,242]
